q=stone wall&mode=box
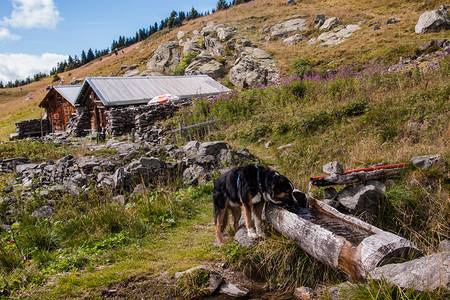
[15,118,50,139]
[106,101,189,138]
[68,107,90,137]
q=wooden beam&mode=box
[265,197,422,281]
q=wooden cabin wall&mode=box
[45,91,76,131]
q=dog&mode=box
[213,164,298,246]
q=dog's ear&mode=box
[293,189,307,208]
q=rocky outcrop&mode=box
[415,5,450,33]
[319,17,342,31]
[185,51,225,79]
[229,47,280,87]
[317,24,361,47]
[283,34,304,46]
[146,41,181,73]
[217,26,237,41]
[270,18,308,38]
[411,154,444,169]
[203,36,226,57]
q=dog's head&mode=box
[265,174,298,207]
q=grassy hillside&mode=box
[0,0,449,298]
[1,0,448,140]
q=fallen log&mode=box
[265,196,421,282]
[311,163,408,186]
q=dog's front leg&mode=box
[242,203,257,238]
[253,202,265,237]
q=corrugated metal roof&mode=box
[54,85,82,106]
[75,75,232,107]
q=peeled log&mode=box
[265,198,421,281]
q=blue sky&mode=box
[0,0,218,83]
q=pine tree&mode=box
[216,0,229,10]
[87,48,95,62]
[81,50,87,65]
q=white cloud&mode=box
[0,27,21,41]
[2,0,62,29]
[0,52,67,83]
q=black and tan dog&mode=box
[213,164,298,246]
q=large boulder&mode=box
[336,181,385,219]
[282,34,304,46]
[185,51,225,79]
[317,24,361,47]
[203,36,226,57]
[411,154,444,169]
[270,18,308,38]
[320,17,342,31]
[415,6,450,33]
[229,47,280,87]
[146,41,181,73]
[219,283,249,297]
[182,39,201,55]
[217,27,237,41]
[198,141,230,157]
[370,252,450,292]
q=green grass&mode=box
[0,183,219,298]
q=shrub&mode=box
[172,51,199,75]
[291,80,307,98]
[291,58,314,79]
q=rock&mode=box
[264,141,272,148]
[415,6,450,33]
[209,273,224,295]
[217,27,237,41]
[0,157,29,173]
[3,186,13,193]
[199,141,230,157]
[174,265,210,279]
[286,0,296,6]
[185,51,225,79]
[373,25,382,31]
[411,154,444,169]
[201,22,216,36]
[132,183,148,196]
[283,34,304,45]
[323,162,344,175]
[439,240,450,252]
[31,206,54,219]
[112,195,126,205]
[245,25,256,30]
[322,199,340,208]
[76,157,100,174]
[386,16,401,25]
[317,24,361,47]
[234,228,259,248]
[277,143,293,150]
[146,41,181,73]
[183,39,201,55]
[270,18,307,38]
[177,30,186,40]
[183,141,201,158]
[113,167,126,188]
[314,14,326,29]
[139,157,166,169]
[182,165,208,185]
[15,163,38,174]
[323,187,338,199]
[327,282,355,300]
[219,283,249,297]
[203,36,225,57]
[320,17,342,31]
[369,252,450,292]
[294,286,313,300]
[229,47,280,87]
[306,38,317,46]
[336,182,384,219]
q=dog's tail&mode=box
[213,189,229,232]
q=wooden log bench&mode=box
[265,196,422,282]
